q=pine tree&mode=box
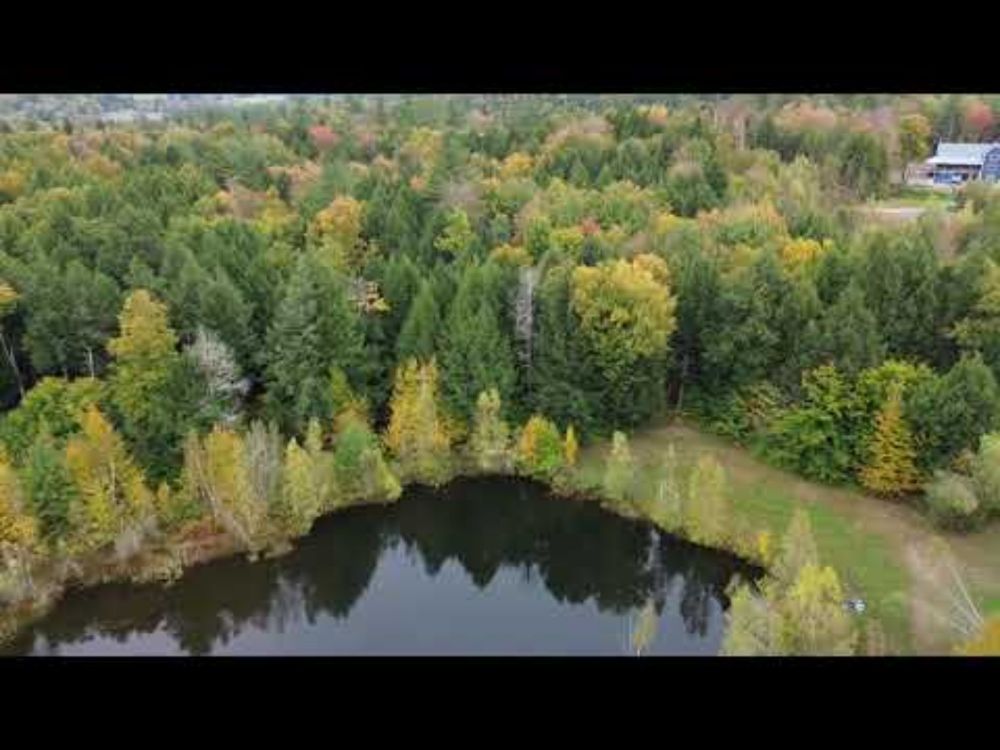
[470,389,510,473]
[266,255,364,435]
[439,264,517,425]
[815,281,886,377]
[531,264,600,434]
[396,280,441,365]
[859,385,921,496]
[21,431,76,542]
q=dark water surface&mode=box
[4,477,757,656]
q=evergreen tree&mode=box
[439,264,517,425]
[908,354,1000,471]
[814,281,886,377]
[859,385,921,496]
[265,255,364,435]
[531,264,600,435]
[21,431,76,543]
[396,280,441,365]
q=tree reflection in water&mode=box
[5,477,758,655]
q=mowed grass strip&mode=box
[575,421,913,652]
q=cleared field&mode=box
[576,417,1000,654]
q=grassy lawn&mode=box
[733,482,909,650]
[575,418,918,652]
[876,186,958,210]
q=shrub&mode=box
[972,432,1000,516]
[924,470,982,531]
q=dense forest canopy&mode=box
[2,94,1000,651]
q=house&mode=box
[925,142,1000,185]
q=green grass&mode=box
[878,186,957,209]
[733,483,909,651]
[575,423,912,652]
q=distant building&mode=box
[925,142,1000,185]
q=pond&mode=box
[3,477,758,656]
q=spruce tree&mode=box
[396,280,441,365]
[859,385,921,496]
[266,255,364,435]
[815,281,885,378]
[439,264,516,425]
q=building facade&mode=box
[925,142,1000,185]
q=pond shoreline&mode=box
[0,467,763,651]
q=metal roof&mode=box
[927,142,1000,166]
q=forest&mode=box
[1,93,1000,655]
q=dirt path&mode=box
[613,418,1000,653]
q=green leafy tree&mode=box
[908,354,1000,471]
[516,415,564,480]
[107,289,195,483]
[334,420,401,505]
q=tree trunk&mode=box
[0,329,25,399]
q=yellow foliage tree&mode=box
[499,152,534,179]
[686,454,730,547]
[0,452,39,556]
[780,238,825,274]
[859,386,921,496]
[65,406,153,554]
[384,359,452,486]
[779,563,858,655]
[516,415,564,479]
[308,195,370,272]
[180,426,267,550]
[564,425,579,469]
[275,435,326,538]
[957,616,1000,655]
[571,254,677,377]
[470,389,510,474]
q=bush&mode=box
[924,470,982,531]
[972,432,1000,516]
